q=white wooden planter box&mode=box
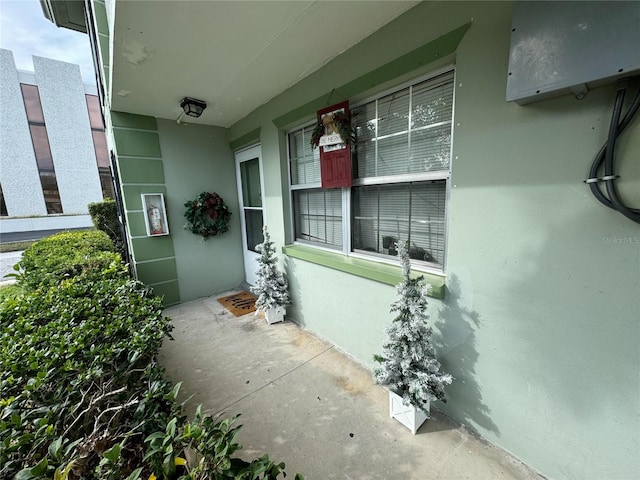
[389,390,430,434]
[265,306,285,325]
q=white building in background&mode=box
[0,49,113,234]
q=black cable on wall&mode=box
[586,77,640,224]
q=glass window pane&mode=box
[92,131,110,168]
[29,125,54,171]
[289,126,320,186]
[0,183,8,216]
[240,158,262,208]
[355,71,454,179]
[21,84,44,123]
[411,75,454,129]
[376,133,409,176]
[99,168,114,199]
[293,188,342,249]
[244,209,264,253]
[85,94,104,129]
[40,172,62,214]
[353,181,446,267]
[409,126,451,172]
[378,88,409,138]
[352,102,377,178]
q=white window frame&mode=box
[287,65,456,274]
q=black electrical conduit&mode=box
[586,77,640,224]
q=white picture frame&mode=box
[141,193,169,237]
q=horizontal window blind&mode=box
[293,188,343,249]
[353,180,446,266]
[288,68,454,271]
[289,126,320,186]
[352,71,454,178]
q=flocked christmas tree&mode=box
[373,242,452,414]
[250,225,291,315]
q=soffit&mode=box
[110,0,417,128]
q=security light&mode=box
[180,97,207,118]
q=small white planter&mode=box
[264,306,285,325]
[388,390,430,434]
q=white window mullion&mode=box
[407,84,413,175]
[374,98,379,177]
[342,187,350,255]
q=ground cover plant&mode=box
[1,231,301,479]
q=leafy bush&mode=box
[0,264,175,478]
[0,284,20,303]
[17,230,121,291]
[1,231,301,479]
[88,198,126,256]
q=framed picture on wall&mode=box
[141,193,169,236]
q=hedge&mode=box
[0,232,301,479]
[88,198,126,257]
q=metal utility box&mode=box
[506,1,640,105]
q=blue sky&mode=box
[0,0,95,83]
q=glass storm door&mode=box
[235,145,265,285]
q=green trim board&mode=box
[113,129,162,157]
[103,66,109,93]
[93,0,108,34]
[131,236,175,262]
[125,211,149,237]
[118,157,165,184]
[230,127,261,151]
[148,280,180,307]
[111,111,158,130]
[273,23,470,128]
[98,34,109,69]
[122,185,167,211]
[136,258,178,285]
[282,245,445,299]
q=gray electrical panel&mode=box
[506,1,640,105]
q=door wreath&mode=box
[184,192,231,239]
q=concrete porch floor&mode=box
[160,292,544,480]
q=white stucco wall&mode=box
[33,56,103,215]
[0,49,47,216]
[0,215,93,233]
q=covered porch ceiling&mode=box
[110,0,418,128]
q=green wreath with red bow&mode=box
[184,192,231,239]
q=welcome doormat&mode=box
[217,291,257,317]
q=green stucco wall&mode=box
[110,112,180,306]
[155,119,244,302]
[228,2,640,480]
[111,114,245,304]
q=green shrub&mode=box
[1,231,302,480]
[88,198,125,256]
[17,230,123,291]
[0,284,20,303]
[0,273,175,479]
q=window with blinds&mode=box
[289,124,343,248]
[352,180,446,266]
[287,68,454,270]
[293,188,343,248]
[289,125,320,186]
[352,71,454,178]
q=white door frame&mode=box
[235,144,266,285]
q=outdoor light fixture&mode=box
[180,97,207,118]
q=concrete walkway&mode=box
[161,292,543,480]
[0,250,22,285]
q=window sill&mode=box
[282,244,445,299]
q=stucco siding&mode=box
[0,49,47,217]
[228,2,640,479]
[156,119,245,301]
[33,55,103,214]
